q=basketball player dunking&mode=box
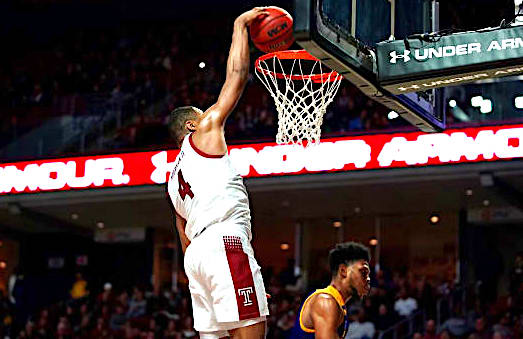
[167,7,270,339]
[290,242,371,338]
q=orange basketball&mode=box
[250,7,294,53]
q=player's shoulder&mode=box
[310,292,342,314]
[199,106,223,131]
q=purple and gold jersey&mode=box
[290,285,349,338]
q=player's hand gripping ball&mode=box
[250,6,295,53]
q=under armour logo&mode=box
[238,287,254,306]
[389,50,411,64]
[397,84,421,92]
[150,151,176,184]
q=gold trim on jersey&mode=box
[299,285,346,333]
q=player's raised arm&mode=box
[311,295,343,339]
[200,8,268,130]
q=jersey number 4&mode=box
[178,170,194,200]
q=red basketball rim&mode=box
[255,50,343,83]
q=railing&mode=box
[375,287,469,339]
[61,91,171,154]
[376,310,426,339]
[0,116,67,160]
[436,287,467,331]
[0,92,134,160]
[57,91,140,154]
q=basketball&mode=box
[250,7,294,53]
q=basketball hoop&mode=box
[255,50,343,147]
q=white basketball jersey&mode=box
[167,133,251,241]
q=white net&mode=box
[255,50,342,147]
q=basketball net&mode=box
[255,50,342,147]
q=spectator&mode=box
[78,303,90,320]
[394,288,418,317]
[2,264,520,339]
[440,311,470,337]
[176,296,191,317]
[74,314,91,337]
[56,316,72,339]
[7,266,20,305]
[510,252,523,296]
[143,317,161,338]
[118,290,129,310]
[9,266,27,333]
[90,317,110,338]
[347,309,376,339]
[363,297,377,320]
[160,291,181,320]
[180,316,197,338]
[122,320,140,339]
[423,319,438,339]
[100,304,112,322]
[375,304,396,331]
[20,320,35,338]
[127,288,147,319]
[34,308,50,335]
[109,305,127,331]
[470,316,490,339]
[164,319,182,339]
[70,273,88,301]
[439,329,451,339]
[276,310,295,336]
[97,282,115,307]
[492,312,514,338]
[418,276,436,318]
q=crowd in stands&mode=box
[1,256,521,339]
[1,1,519,158]
[0,15,402,157]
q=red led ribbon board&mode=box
[0,124,521,195]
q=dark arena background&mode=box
[0,0,522,338]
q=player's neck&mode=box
[329,281,351,304]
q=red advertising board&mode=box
[0,124,521,195]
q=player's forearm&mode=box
[175,214,190,254]
[177,231,190,254]
[210,19,250,125]
[202,8,264,128]
[227,18,250,86]
[180,239,188,254]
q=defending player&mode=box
[290,242,371,339]
[166,7,270,339]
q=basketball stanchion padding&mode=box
[255,50,343,147]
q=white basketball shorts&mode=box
[184,224,269,334]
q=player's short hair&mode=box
[329,242,370,276]
[168,106,200,147]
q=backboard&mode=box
[293,0,446,132]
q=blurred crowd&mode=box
[270,260,523,339]
[0,257,521,339]
[0,1,519,157]
[0,17,399,155]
